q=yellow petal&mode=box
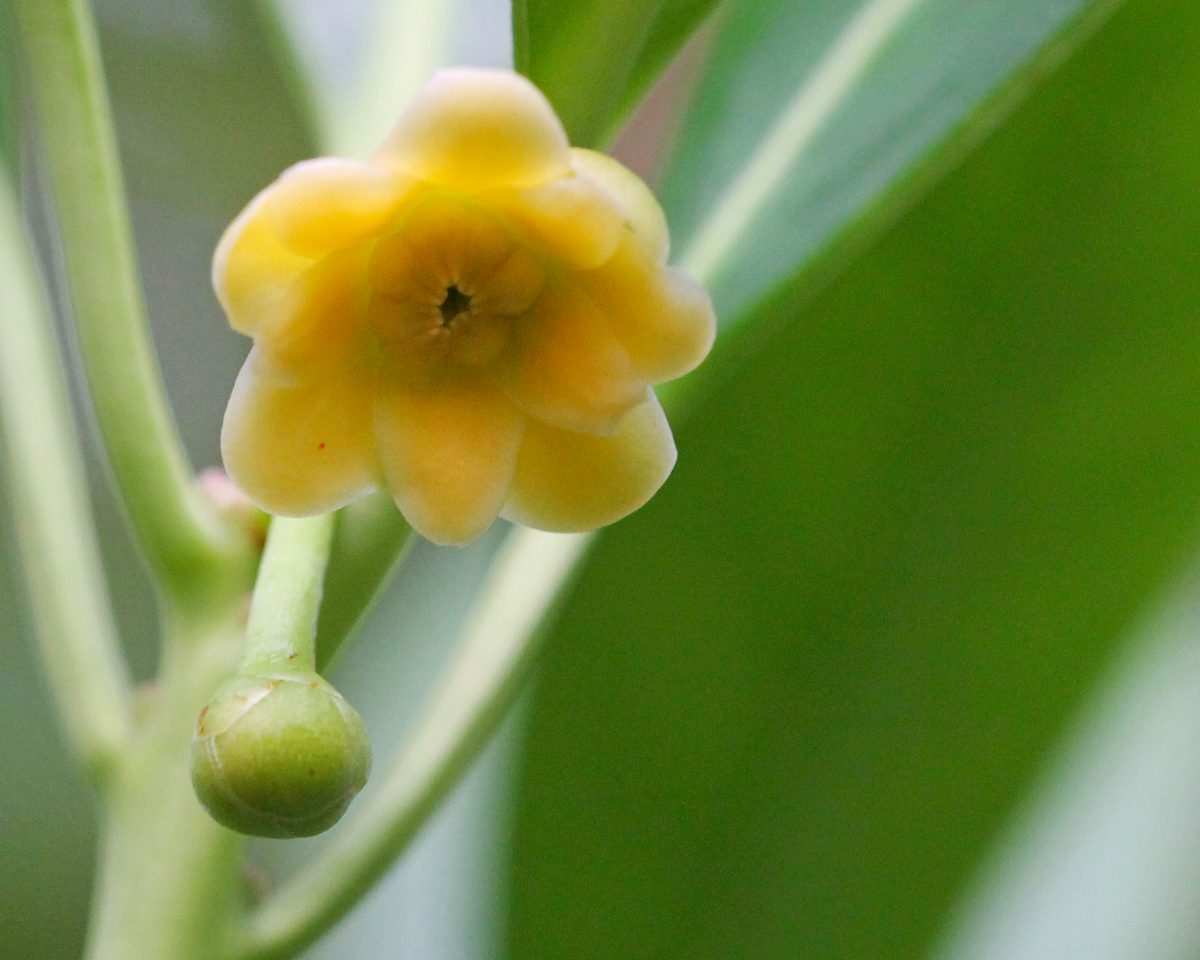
[262,158,411,259]
[486,175,623,269]
[472,247,546,317]
[502,395,676,532]
[504,282,646,434]
[222,349,378,516]
[374,378,524,545]
[260,245,372,368]
[369,194,514,299]
[213,190,310,336]
[581,236,716,383]
[571,148,669,261]
[374,68,570,189]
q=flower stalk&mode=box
[240,514,335,676]
[237,526,591,960]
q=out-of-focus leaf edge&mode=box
[604,0,724,144]
[0,4,19,179]
[660,0,1127,421]
[512,0,531,73]
[243,0,325,149]
[511,0,722,147]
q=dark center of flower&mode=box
[439,285,472,325]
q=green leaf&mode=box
[513,0,720,147]
[664,0,1122,329]
[507,3,1200,960]
[0,3,18,178]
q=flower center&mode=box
[439,285,472,325]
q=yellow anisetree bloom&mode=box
[215,68,715,545]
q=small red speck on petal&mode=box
[317,442,327,450]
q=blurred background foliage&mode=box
[4,0,1200,958]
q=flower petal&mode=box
[503,282,646,434]
[486,175,623,269]
[260,245,372,368]
[374,68,570,189]
[374,378,523,545]
[502,394,676,532]
[571,148,669,260]
[213,191,310,336]
[580,236,716,383]
[369,194,515,298]
[262,158,412,259]
[222,349,378,516]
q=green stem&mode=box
[331,0,452,157]
[85,609,247,960]
[12,0,249,603]
[0,170,131,784]
[316,493,413,672]
[237,528,592,960]
[241,514,335,677]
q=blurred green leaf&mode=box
[0,3,17,177]
[512,0,719,146]
[508,3,1200,960]
[663,0,1122,330]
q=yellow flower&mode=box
[215,68,715,546]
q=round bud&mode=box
[190,672,371,838]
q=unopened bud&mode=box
[190,672,371,838]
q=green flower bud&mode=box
[190,672,371,838]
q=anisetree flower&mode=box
[215,68,715,545]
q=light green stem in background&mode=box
[237,527,592,960]
[316,493,413,672]
[12,0,249,603]
[240,514,335,677]
[679,0,926,285]
[328,0,452,156]
[85,611,247,960]
[0,171,132,784]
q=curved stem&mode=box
[12,0,250,604]
[0,169,131,784]
[237,528,592,960]
[240,514,335,677]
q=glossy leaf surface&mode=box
[508,4,1200,960]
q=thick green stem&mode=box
[0,171,131,783]
[85,610,247,960]
[241,514,335,676]
[12,0,249,603]
[238,528,591,960]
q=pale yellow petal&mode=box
[374,68,570,189]
[213,190,310,336]
[486,175,622,269]
[259,245,372,368]
[263,158,411,259]
[374,378,523,545]
[369,195,514,298]
[472,247,546,317]
[571,148,669,261]
[504,282,646,434]
[502,395,676,532]
[221,349,378,516]
[580,236,716,383]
